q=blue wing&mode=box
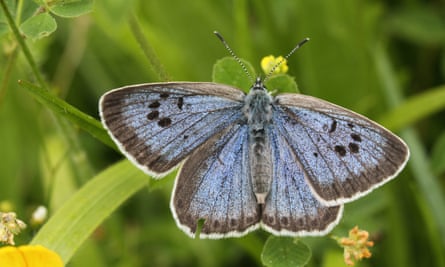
[100,82,246,176]
[261,125,342,236]
[273,94,409,205]
[171,123,260,238]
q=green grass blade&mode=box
[31,160,148,263]
[374,42,445,262]
[19,80,117,150]
[380,85,445,132]
[128,15,170,82]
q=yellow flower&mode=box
[261,55,289,75]
[0,245,63,267]
[333,226,374,266]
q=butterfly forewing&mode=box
[171,123,261,238]
[274,94,410,205]
[99,82,246,177]
[261,125,343,236]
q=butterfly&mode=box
[99,33,409,239]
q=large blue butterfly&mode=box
[99,77,409,238]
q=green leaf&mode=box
[31,160,149,263]
[48,0,94,18]
[265,74,299,94]
[379,85,445,132]
[19,80,117,150]
[261,237,311,267]
[212,57,256,92]
[431,132,445,175]
[388,7,445,45]
[0,0,16,37]
[19,12,57,40]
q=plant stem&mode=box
[128,14,170,82]
[0,0,47,89]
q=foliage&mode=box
[1,0,445,266]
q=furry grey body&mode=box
[243,78,273,204]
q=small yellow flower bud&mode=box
[261,55,289,75]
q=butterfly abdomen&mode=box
[244,83,274,204]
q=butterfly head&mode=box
[251,77,267,92]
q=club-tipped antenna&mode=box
[214,31,254,83]
[264,37,310,82]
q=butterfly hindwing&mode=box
[261,125,343,235]
[274,94,409,205]
[99,82,245,177]
[171,123,261,238]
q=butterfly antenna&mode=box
[214,31,254,83]
[264,37,310,82]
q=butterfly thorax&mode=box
[243,79,273,204]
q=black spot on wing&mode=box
[349,143,359,153]
[147,110,159,120]
[329,120,337,133]
[158,117,172,127]
[160,92,170,99]
[334,145,347,157]
[177,97,184,110]
[351,133,362,142]
[148,101,160,108]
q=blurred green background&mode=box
[1,0,445,266]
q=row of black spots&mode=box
[332,127,362,157]
[313,143,359,158]
[155,92,184,109]
[145,92,178,128]
[205,215,257,233]
[321,119,363,157]
[334,142,360,157]
[146,109,171,127]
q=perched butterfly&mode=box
[99,32,409,238]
